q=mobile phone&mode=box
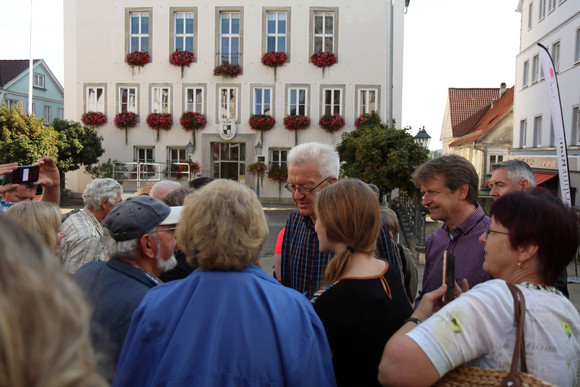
[10,165,40,184]
[442,250,456,305]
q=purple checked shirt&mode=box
[414,205,493,307]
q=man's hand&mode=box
[36,157,60,205]
[0,163,19,198]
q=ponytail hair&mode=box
[315,179,382,287]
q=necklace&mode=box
[518,282,561,296]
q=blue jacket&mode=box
[114,265,336,387]
[74,258,160,381]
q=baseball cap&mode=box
[103,196,181,241]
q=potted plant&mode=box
[180,111,207,152]
[354,111,382,130]
[319,113,345,133]
[126,51,151,70]
[267,164,288,197]
[284,114,310,145]
[310,51,337,76]
[167,160,200,180]
[81,111,107,128]
[114,111,138,144]
[169,50,195,78]
[249,114,275,143]
[261,51,288,81]
[248,161,267,188]
[213,63,242,78]
[146,112,173,142]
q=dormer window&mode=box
[33,73,45,88]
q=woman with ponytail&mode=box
[311,179,412,386]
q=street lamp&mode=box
[185,140,194,161]
[254,141,264,199]
[414,126,431,149]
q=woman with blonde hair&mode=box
[311,179,412,386]
[114,179,336,386]
[0,216,105,387]
[5,200,65,254]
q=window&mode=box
[576,28,580,63]
[523,61,529,87]
[57,108,64,120]
[287,87,308,116]
[119,87,137,113]
[173,11,195,53]
[33,73,45,88]
[539,0,546,20]
[211,142,246,180]
[128,10,150,52]
[219,12,241,65]
[135,147,154,163]
[253,87,273,114]
[86,86,105,112]
[573,107,580,145]
[184,86,204,113]
[488,154,504,173]
[533,116,542,147]
[266,12,287,53]
[219,86,238,122]
[5,99,19,109]
[270,148,288,169]
[548,0,556,12]
[168,147,187,163]
[151,86,171,113]
[528,3,533,29]
[520,120,527,148]
[532,55,540,83]
[45,105,52,123]
[312,11,336,53]
[552,41,560,72]
[322,87,343,115]
[357,88,378,116]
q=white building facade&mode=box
[63,0,405,201]
[513,0,580,205]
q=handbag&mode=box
[433,283,554,387]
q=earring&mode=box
[517,262,523,269]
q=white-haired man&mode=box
[58,178,123,273]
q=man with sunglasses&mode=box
[279,142,398,299]
[74,196,181,381]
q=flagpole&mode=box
[28,0,33,115]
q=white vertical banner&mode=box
[537,43,571,206]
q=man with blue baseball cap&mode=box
[74,195,182,382]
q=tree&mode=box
[52,118,104,172]
[0,105,59,164]
[337,121,429,200]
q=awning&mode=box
[534,172,557,185]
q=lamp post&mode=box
[185,140,195,180]
[254,141,263,199]
[414,126,431,149]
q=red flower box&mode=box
[283,115,310,131]
[180,112,207,131]
[261,51,288,68]
[114,111,138,129]
[310,51,337,69]
[319,114,345,133]
[146,113,173,130]
[268,164,288,184]
[81,111,107,128]
[249,114,275,131]
[126,51,151,67]
[214,63,242,78]
[169,50,195,67]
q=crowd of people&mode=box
[0,145,578,386]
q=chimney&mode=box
[499,82,507,97]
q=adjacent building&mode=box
[513,0,580,205]
[0,59,64,123]
[63,0,406,201]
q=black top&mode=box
[312,260,413,387]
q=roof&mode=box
[450,86,514,146]
[448,88,501,137]
[0,59,40,88]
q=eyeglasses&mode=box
[485,226,509,238]
[284,177,332,195]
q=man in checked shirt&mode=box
[279,142,398,299]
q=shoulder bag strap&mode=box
[500,283,527,387]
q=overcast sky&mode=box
[1,0,521,150]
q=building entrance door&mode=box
[211,142,246,181]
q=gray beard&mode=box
[156,254,178,272]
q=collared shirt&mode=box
[281,209,397,299]
[0,199,14,213]
[415,205,492,307]
[58,207,106,273]
[113,265,337,387]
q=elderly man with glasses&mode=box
[278,142,398,299]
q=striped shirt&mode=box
[281,209,398,299]
[414,205,492,307]
[58,207,106,273]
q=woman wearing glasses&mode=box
[311,179,412,386]
[379,188,580,387]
